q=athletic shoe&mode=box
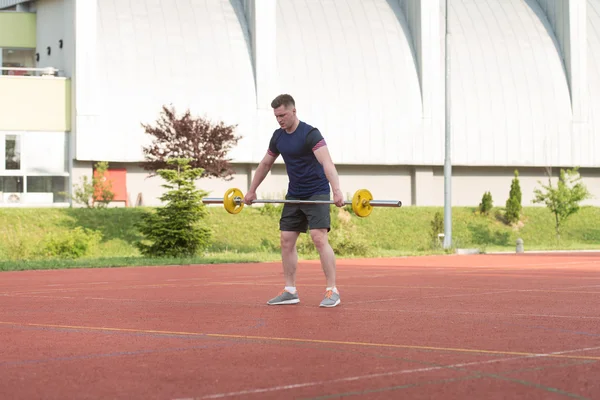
[267,289,300,305]
[319,290,341,307]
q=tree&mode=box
[505,170,522,224]
[141,105,241,180]
[63,161,115,208]
[136,158,212,258]
[532,167,591,242]
[478,191,493,215]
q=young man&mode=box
[243,94,345,308]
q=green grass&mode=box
[1,205,599,271]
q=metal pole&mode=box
[443,0,452,249]
[202,198,403,208]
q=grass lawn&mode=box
[1,205,599,271]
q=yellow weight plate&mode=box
[352,189,373,218]
[224,188,244,214]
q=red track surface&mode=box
[1,253,600,399]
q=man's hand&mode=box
[243,191,257,205]
[333,189,344,207]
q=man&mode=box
[243,94,345,308]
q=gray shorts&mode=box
[279,193,331,233]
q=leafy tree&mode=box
[136,158,212,258]
[141,105,241,180]
[92,161,116,207]
[532,167,591,242]
[63,161,115,208]
[505,170,522,224]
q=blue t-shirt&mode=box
[267,121,330,198]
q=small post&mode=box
[516,238,524,253]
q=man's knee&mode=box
[310,229,330,251]
[280,231,299,252]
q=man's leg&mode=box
[309,228,336,288]
[281,230,301,287]
[304,195,341,307]
[266,202,306,305]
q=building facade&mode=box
[1,0,599,208]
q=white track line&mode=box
[179,346,600,399]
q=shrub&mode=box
[41,227,103,259]
[297,207,371,257]
[430,211,444,248]
[479,191,493,215]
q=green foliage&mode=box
[62,161,115,208]
[136,158,212,257]
[258,203,283,217]
[532,167,592,241]
[41,227,103,259]
[505,170,522,224]
[328,209,371,256]
[429,211,444,248]
[3,204,600,270]
[297,207,371,257]
[478,191,493,215]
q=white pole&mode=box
[443,0,452,249]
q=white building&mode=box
[0,0,599,207]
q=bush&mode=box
[136,158,212,258]
[505,170,522,224]
[479,191,493,215]
[297,207,371,257]
[41,227,103,259]
[259,203,283,217]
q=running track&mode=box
[1,253,599,399]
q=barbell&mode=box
[202,188,402,218]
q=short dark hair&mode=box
[271,94,295,109]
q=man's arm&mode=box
[313,146,344,207]
[244,152,278,204]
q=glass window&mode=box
[0,176,24,204]
[27,176,68,203]
[5,135,21,170]
[25,132,68,174]
[2,48,36,76]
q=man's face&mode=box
[274,105,296,130]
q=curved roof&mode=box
[448,0,572,166]
[95,0,256,162]
[589,0,600,162]
[274,0,423,165]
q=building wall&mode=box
[0,11,36,48]
[72,162,599,209]
[0,75,70,131]
[73,0,257,163]
[35,0,71,74]
[5,0,600,210]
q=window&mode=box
[2,48,36,76]
[5,135,21,170]
[27,176,68,203]
[0,132,70,205]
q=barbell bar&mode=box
[202,188,402,218]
